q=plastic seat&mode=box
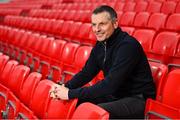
[71,102,109,119]
[114,2,125,11]
[145,69,180,119]
[121,27,135,35]
[119,12,136,26]
[29,80,78,119]
[147,1,162,13]
[29,80,54,118]
[166,13,180,31]
[76,23,91,44]
[69,22,82,41]
[46,97,78,119]
[148,32,179,64]
[161,1,176,14]
[0,55,9,74]
[133,12,150,27]
[49,42,80,83]
[7,65,30,96]
[133,29,155,54]
[61,21,74,40]
[36,37,54,79]
[19,72,42,106]
[134,1,148,12]
[62,46,92,84]
[123,2,136,12]
[149,61,168,101]
[147,13,167,31]
[168,35,180,70]
[0,60,19,86]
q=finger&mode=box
[50,92,56,98]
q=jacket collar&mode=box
[101,27,123,47]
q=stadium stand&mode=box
[0,0,179,119]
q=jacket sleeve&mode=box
[68,41,141,99]
[65,47,100,89]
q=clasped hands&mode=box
[49,84,69,100]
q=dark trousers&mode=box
[77,94,146,119]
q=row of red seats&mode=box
[52,1,180,14]
[2,16,180,69]
[3,16,96,45]
[0,54,109,119]
[4,12,179,33]
[2,14,180,67]
[0,9,22,16]
[0,26,99,85]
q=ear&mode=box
[113,19,119,29]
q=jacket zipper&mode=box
[103,41,107,65]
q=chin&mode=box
[97,37,106,42]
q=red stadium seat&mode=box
[134,1,148,12]
[7,65,30,97]
[121,27,135,35]
[133,29,155,54]
[119,12,136,26]
[123,2,136,12]
[29,80,78,119]
[61,46,92,84]
[147,1,162,13]
[166,13,180,31]
[0,55,9,74]
[71,102,109,119]
[114,2,125,11]
[168,35,180,70]
[133,12,150,27]
[49,42,80,83]
[149,61,168,101]
[148,32,179,64]
[161,1,176,14]
[145,69,180,119]
[147,13,167,31]
[19,72,42,106]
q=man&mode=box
[50,5,156,118]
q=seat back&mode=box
[0,60,19,86]
[162,69,180,108]
[149,32,179,64]
[7,65,30,97]
[29,80,54,118]
[149,61,168,101]
[72,102,109,119]
[166,13,180,31]
[133,29,155,53]
[19,72,42,106]
[0,55,9,74]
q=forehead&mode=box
[91,12,111,23]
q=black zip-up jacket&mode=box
[65,27,156,100]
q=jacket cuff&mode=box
[68,88,81,99]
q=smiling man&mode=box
[50,5,156,118]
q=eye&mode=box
[92,23,96,27]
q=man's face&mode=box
[91,12,118,42]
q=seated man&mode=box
[50,5,156,119]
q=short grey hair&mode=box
[92,5,117,21]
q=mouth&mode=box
[96,33,104,37]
